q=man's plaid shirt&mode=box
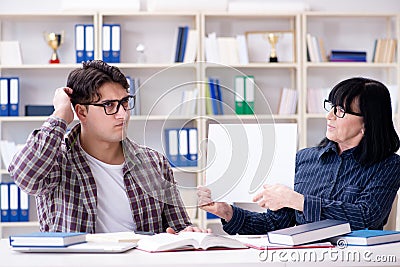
[9,116,191,233]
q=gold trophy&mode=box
[44,31,64,64]
[266,33,280,62]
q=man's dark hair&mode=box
[319,77,400,165]
[66,60,129,107]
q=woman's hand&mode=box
[197,186,234,221]
[53,87,74,124]
[253,184,304,211]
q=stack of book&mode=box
[329,50,367,62]
[372,38,397,63]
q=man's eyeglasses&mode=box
[323,100,363,118]
[80,95,135,115]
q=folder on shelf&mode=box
[208,78,220,115]
[183,29,198,63]
[165,129,179,167]
[18,188,29,222]
[111,24,121,63]
[102,24,112,62]
[1,183,10,222]
[187,128,198,166]
[178,128,189,166]
[8,77,19,116]
[178,26,189,62]
[0,78,9,116]
[234,76,245,115]
[75,24,85,63]
[173,26,184,63]
[244,76,254,114]
[85,24,95,61]
[9,183,19,222]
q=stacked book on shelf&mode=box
[277,87,297,115]
[172,26,198,63]
[165,127,198,167]
[329,50,367,62]
[306,33,327,62]
[307,87,331,114]
[372,38,397,63]
[204,32,249,65]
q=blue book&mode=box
[178,26,189,62]
[9,232,87,247]
[208,78,219,115]
[330,230,400,246]
[174,27,184,63]
[268,219,351,246]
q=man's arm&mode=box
[8,87,74,195]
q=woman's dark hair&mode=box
[319,77,399,165]
[66,60,129,107]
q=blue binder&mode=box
[102,24,112,62]
[187,128,198,167]
[8,77,19,116]
[178,128,189,166]
[75,24,85,63]
[18,188,29,222]
[8,183,19,222]
[0,77,9,116]
[174,27,184,62]
[178,26,189,62]
[1,183,10,222]
[208,78,219,115]
[84,24,95,61]
[111,24,121,63]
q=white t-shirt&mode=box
[83,151,136,233]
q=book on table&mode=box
[231,235,334,250]
[136,232,247,252]
[329,230,400,246]
[9,232,87,247]
[267,219,351,246]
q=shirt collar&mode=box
[318,140,360,161]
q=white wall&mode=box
[0,0,399,13]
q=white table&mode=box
[1,239,399,267]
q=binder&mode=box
[1,183,9,222]
[178,26,189,62]
[9,183,19,222]
[244,76,255,114]
[165,129,179,167]
[174,27,184,63]
[208,78,219,115]
[0,77,9,116]
[75,24,85,63]
[111,24,121,63]
[8,77,19,116]
[102,24,112,62]
[187,128,198,166]
[234,75,255,115]
[85,24,95,61]
[18,188,29,222]
[214,79,223,115]
[234,76,245,114]
[178,128,189,166]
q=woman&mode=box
[198,77,400,234]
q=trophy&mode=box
[44,31,64,64]
[266,32,281,62]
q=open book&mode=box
[137,232,247,252]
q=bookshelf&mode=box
[0,11,399,237]
[302,12,400,148]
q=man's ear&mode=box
[75,104,88,121]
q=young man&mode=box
[9,60,193,233]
